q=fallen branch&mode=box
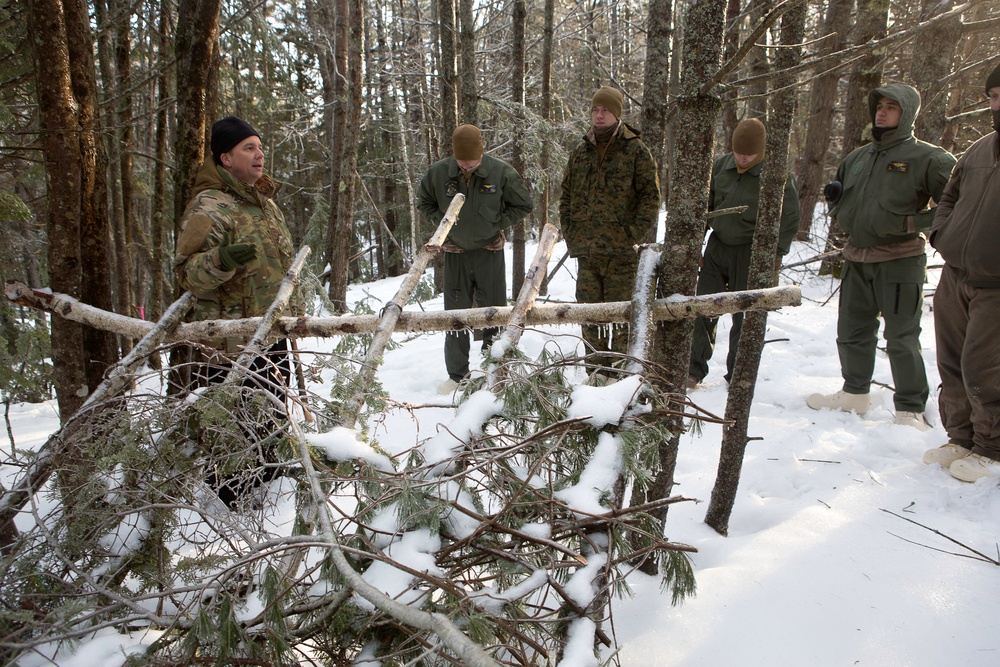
[880,508,1000,565]
[341,194,464,427]
[7,281,802,340]
[0,291,197,548]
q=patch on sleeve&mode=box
[176,214,214,256]
[887,161,909,173]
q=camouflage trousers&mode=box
[576,254,637,373]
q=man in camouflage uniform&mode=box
[688,118,799,389]
[175,115,302,507]
[418,124,533,394]
[559,86,660,383]
[807,84,956,430]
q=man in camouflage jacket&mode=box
[807,84,956,430]
[174,116,301,506]
[559,86,660,382]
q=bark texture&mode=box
[705,1,806,536]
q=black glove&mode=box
[217,232,257,271]
[823,181,843,204]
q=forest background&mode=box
[1,0,1000,663]
[2,0,999,421]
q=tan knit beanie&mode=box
[591,86,624,119]
[452,124,484,161]
[732,118,766,155]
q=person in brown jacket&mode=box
[923,62,1000,482]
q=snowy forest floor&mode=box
[6,215,1000,666]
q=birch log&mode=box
[230,246,311,377]
[7,282,801,340]
[0,291,197,547]
[625,244,663,372]
[488,223,559,389]
[341,194,464,427]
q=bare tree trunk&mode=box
[795,0,852,241]
[705,1,805,536]
[26,0,88,420]
[642,0,727,573]
[841,0,888,155]
[640,0,672,206]
[911,0,962,144]
[510,0,527,298]
[27,0,119,420]
[324,0,364,311]
[173,0,221,236]
[458,0,477,123]
[151,0,171,323]
[94,0,135,358]
[745,0,770,119]
[537,0,555,296]
[168,0,221,395]
[720,0,741,148]
[438,0,458,141]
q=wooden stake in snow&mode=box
[487,222,559,389]
[341,193,465,427]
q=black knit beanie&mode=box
[985,61,1000,96]
[211,116,260,164]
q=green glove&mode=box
[216,232,257,271]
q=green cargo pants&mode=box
[837,255,928,412]
[444,248,506,382]
[689,236,752,383]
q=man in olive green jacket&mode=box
[689,118,799,388]
[807,84,956,430]
[418,125,533,394]
[559,86,660,383]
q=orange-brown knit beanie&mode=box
[452,124,484,161]
[732,118,766,155]
[591,86,624,119]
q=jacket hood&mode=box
[191,153,282,202]
[868,83,920,145]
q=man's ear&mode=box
[219,152,231,168]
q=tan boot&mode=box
[894,411,930,431]
[949,453,1000,482]
[922,443,971,468]
[806,390,870,414]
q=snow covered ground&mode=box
[6,217,1000,666]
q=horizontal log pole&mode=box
[6,280,800,341]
